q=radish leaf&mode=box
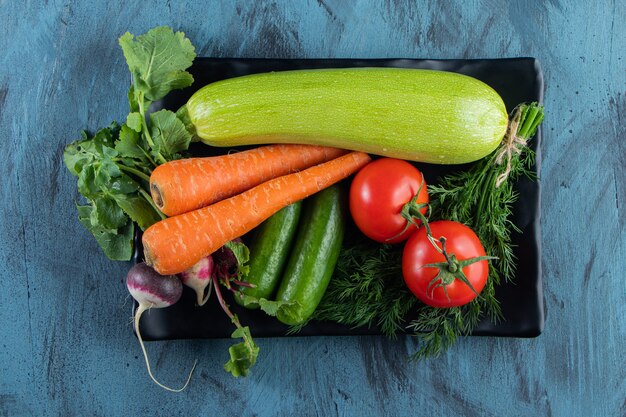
[224,324,259,378]
[77,205,134,260]
[118,26,195,102]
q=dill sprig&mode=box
[305,102,544,360]
[311,244,416,337]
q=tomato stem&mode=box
[423,239,497,300]
[391,177,441,252]
[439,237,456,272]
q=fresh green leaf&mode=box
[115,124,147,160]
[277,302,307,328]
[126,112,143,133]
[94,158,122,189]
[90,195,128,230]
[223,324,259,378]
[149,109,192,161]
[108,173,140,194]
[77,205,134,261]
[232,292,297,314]
[256,298,297,317]
[92,124,117,151]
[114,193,162,230]
[175,105,198,139]
[63,125,117,177]
[118,26,196,101]
[63,140,93,176]
[128,86,139,113]
[77,164,100,198]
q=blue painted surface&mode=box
[0,1,624,416]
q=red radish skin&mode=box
[179,256,214,306]
[126,263,197,391]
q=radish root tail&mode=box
[198,279,214,306]
[134,303,197,392]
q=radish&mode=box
[179,256,214,306]
[126,262,197,391]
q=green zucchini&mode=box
[183,68,508,164]
[274,184,346,326]
[236,201,302,309]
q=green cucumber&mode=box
[274,184,346,326]
[183,68,508,164]
[236,201,302,309]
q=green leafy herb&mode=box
[149,110,193,161]
[64,26,196,260]
[77,204,134,260]
[214,294,260,378]
[310,244,416,337]
[252,298,297,320]
[406,302,482,359]
[126,113,144,133]
[224,323,259,378]
[428,103,542,288]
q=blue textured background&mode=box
[1,1,624,416]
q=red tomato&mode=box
[349,158,428,243]
[402,220,489,308]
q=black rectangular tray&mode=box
[135,57,544,341]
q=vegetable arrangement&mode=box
[64,26,545,390]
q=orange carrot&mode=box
[150,144,348,216]
[143,151,371,275]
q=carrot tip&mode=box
[150,183,164,209]
[143,245,154,267]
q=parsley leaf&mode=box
[149,110,192,161]
[126,113,143,133]
[77,205,134,261]
[115,124,148,161]
[114,194,163,230]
